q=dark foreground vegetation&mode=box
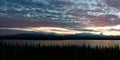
[1,41,120,60]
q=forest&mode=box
[1,40,120,60]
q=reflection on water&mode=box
[1,40,120,47]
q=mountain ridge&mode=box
[0,32,120,40]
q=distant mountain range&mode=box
[0,32,120,40]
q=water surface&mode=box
[2,40,120,47]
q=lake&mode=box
[1,40,120,47]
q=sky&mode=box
[0,0,120,36]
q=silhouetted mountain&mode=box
[0,32,120,40]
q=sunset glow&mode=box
[1,25,120,36]
[0,0,120,36]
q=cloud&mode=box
[105,0,120,9]
[0,0,120,28]
[0,27,101,35]
[84,25,120,36]
[0,0,120,36]
[1,25,120,36]
[0,27,81,35]
[30,0,50,5]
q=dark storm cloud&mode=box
[0,17,70,28]
[0,29,25,36]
